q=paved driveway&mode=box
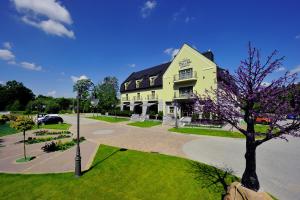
[182,135,300,200]
[0,114,299,199]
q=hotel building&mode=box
[120,44,225,118]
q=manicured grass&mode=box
[16,156,36,163]
[33,123,71,130]
[255,124,270,133]
[169,127,245,138]
[128,120,162,128]
[0,145,239,199]
[0,123,18,137]
[88,116,129,123]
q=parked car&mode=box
[255,117,271,124]
[37,115,63,125]
[37,114,59,122]
[286,114,300,120]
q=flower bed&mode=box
[41,137,85,152]
[34,130,71,136]
[26,134,71,144]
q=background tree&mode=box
[73,79,94,112]
[94,76,119,112]
[10,116,35,160]
[194,43,300,191]
[0,80,35,111]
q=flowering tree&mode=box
[194,43,300,191]
[10,116,35,160]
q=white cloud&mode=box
[0,49,15,60]
[262,82,270,86]
[276,67,286,72]
[173,7,185,21]
[0,81,4,84]
[290,65,300,74]
[71,75,89,83]
[20,61,42,71]
[22,17,74,39]
[1,42,44,71]
[47,90,56,97]
[295,34,300,39]
[184,16,195,23]
[164,48,180,58]
[141,1,157,18]
[12,0,74,39]
[3,42,12,50]
[12,0,72,24]
[8,60,17,65]
[128,63,136,68]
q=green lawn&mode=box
[169,127,245,138]
[128,120,162,128]
[255,124,270,133]
[33,123,71,130]
[0,123,18,137]
[0,145,239,200]
[169,124,273,139]
[88,116,130,123]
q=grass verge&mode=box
[33,123,71,130]
[0,123,18,137]
[169,127,245,138]
[88,116,129,123]
[0,145,239,200]
[16,156,36,163]
[128,120,162,128]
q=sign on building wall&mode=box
[179,58,192,68]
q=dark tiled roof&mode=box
[120,62,171,92]
[120,47,217,93]
[202,51,214,62]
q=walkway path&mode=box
[0,115,299,199]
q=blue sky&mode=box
[1,0,300,97]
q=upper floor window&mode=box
[179,68,193,80]
[136,79,142,88]
[124,81,130,90]
[149,76,157,86]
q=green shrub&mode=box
[114,110,133,117]
[157,111,163,120]
[59,110,72,114]
[0,115,10,122]
[34,130,71,136]
[202,111,211,120]
[26,134,70,144]
[0,118,6,125]
[192,113,199,121]
[6,114,18,121]
[41,137,85,152]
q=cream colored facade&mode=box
[120,44,217,117]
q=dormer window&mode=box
[149,76,157,86]
[124,81,130,90]
[136,79,142,88]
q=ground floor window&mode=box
[169,106,174,114]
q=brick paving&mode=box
[0,116,197,173]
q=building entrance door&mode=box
[179,101,193,117]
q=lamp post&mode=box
[74,80,95,177]
[174,101,178,128]
[75,92,81,177]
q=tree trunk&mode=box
[241,138,259,191]
[23,130,27,159]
